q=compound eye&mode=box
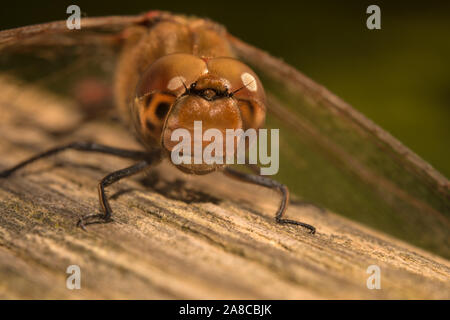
[139,93,175,135]
[237,100,265,130]
[206,57,266,105]
[136,53,208,98]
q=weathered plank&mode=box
[0,75,449,299]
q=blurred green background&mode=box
[1,0,448,178]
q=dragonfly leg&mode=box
[0,142,162,230]
[223,167,316,234]
[77,160,154,230]
[0,141,151,178]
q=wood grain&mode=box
[0,75,449,299]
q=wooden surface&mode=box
[0,75,449,299]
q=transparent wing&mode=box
[0,12,166,121]
[228,34,450,258]
[0,14,162,49]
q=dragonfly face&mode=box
[133,53,266,174]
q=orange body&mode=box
[114,15,266,174]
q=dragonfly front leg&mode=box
[77,160,154,230]
[0,141,162,230]
[223,167,316,234]
[0,141,150,178]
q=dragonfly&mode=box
[0,11,448,254]
[0,11,315,232]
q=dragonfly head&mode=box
[134,53,266,174]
